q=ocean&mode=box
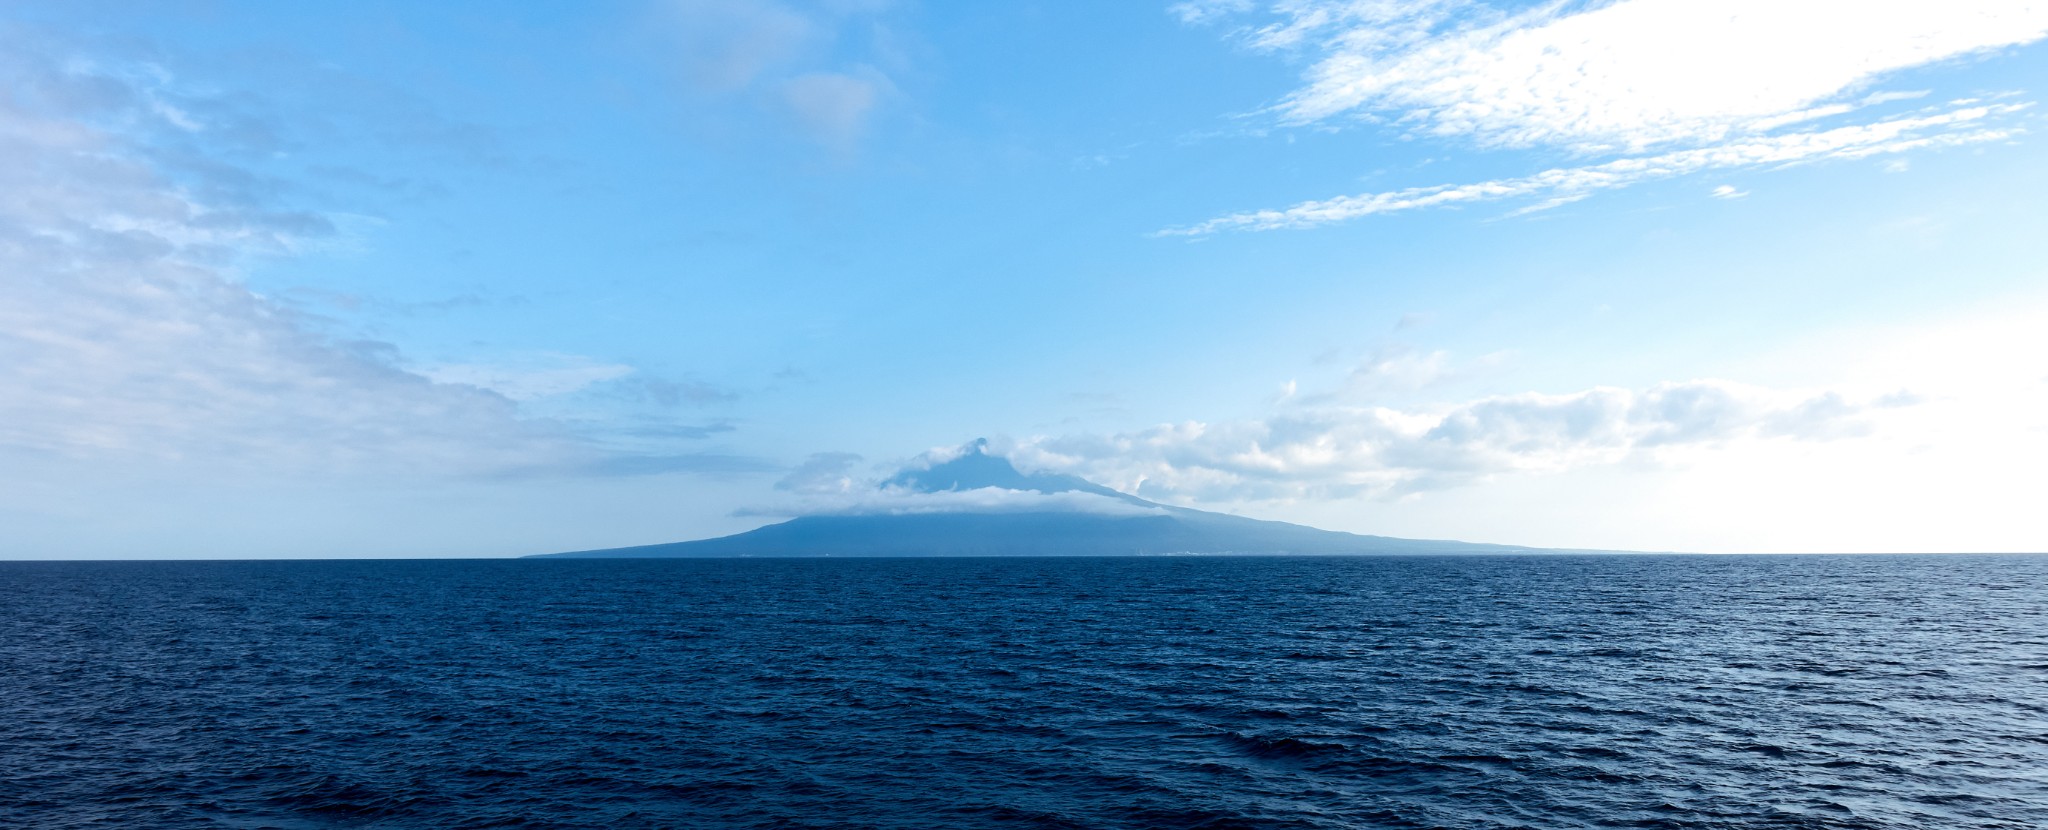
[3,555,2044,829]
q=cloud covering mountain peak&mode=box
[885,439,1141,503]
[751,439,1164,519]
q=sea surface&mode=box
[3,555,2046,829]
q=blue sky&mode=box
[4,0,2046,557]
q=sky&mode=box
[3,0,2046,558]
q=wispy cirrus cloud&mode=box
[1161,101,2026,234]
[1168,0,2048,233]
[1254,0,2046,150]
[419,355,636,402]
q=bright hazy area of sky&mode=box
[3,0,2046,557]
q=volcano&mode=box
[532,441,1552,558]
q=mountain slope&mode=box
[534,442,1552,558]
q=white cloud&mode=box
[1350,346,1453,390]
[419,355,635,401]
[1242,0,2048,150]
[1161,102,2024,234]
[654,0,901,149]
[1500,192,1590,218]
[1307,344,1511,403]
[1172,0,2048,232]
[755,439,1170,517]
[661,0,820,92]
[781,70,884,147]
[987,292,2048,552]
[1007,379,1896,503]
[775,451,866,494]
[0,51,713,480]
[1710,184,1747,200]
[1168,0,1255,26]
[1863,90,1932,107]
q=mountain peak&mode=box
[882,439,1138,503]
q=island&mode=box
[531,442,1566,558]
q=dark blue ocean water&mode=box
[3,555,2045,829]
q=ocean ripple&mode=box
[2,554,2045,829]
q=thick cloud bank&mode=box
[1010,380,1902,502]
